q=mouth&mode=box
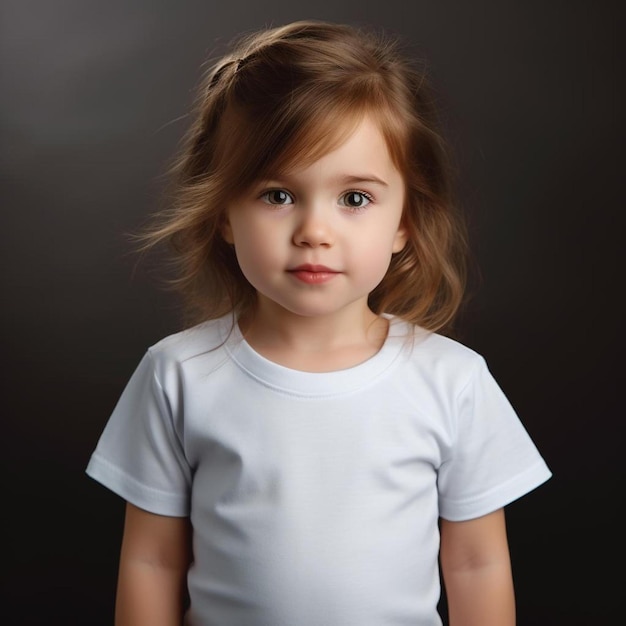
[287,264,340,285]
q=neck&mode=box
[238,298,389,372]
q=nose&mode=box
[292,206,334,248]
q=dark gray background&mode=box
[1,1,621,624]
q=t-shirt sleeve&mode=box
[437,356,551,521]
[85,350,192,517]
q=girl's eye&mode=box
[260,189,293,205]
[339,191,372,209]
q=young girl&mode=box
[87,20,551,626]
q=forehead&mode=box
[274,109,403,177]
[278,115,400,181]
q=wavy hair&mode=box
[138,20,468,334]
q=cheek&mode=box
[232,246,265,293]
[356,243,396,286]
[231,230,280,281]
[362,221,404,277]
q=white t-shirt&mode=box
[86,315,551,626]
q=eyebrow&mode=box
[262,173,389,188]
[337,174,389,188]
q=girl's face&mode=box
[222,115,408,324]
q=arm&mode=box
[440,508,515,626]
[115,502,192,626]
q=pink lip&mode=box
[290,264,336,273]
[287,264,340,284]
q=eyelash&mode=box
[260,189,294,206]
[339,190,374,211]
[259,189,374,211]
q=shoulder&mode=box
[420,332,485,371]
[391,317,487,392]
[390,316,485,369]
[145,315,235,375]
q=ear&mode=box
[392,221,409,254]
[220,214,234,244]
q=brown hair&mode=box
[139,20,468,334]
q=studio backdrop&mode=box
[1,1,620,624]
